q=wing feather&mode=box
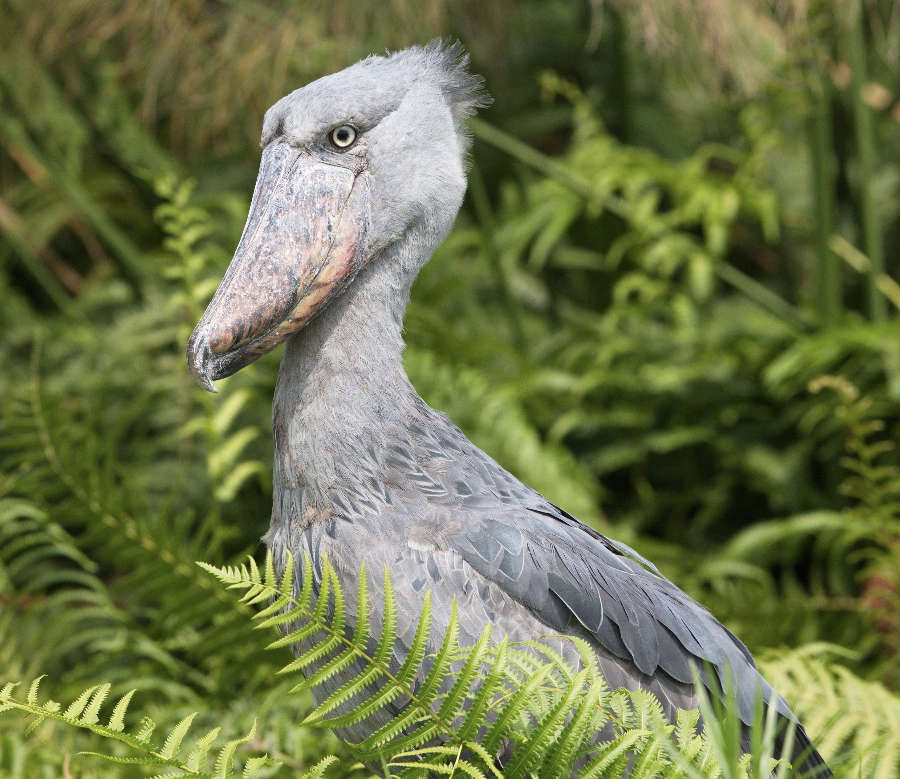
[444,500,794,725]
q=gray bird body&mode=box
[187,42,830,773]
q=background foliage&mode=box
[1,0,899,775]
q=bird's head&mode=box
[187,41,488,390]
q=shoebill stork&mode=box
[187,41,829,774]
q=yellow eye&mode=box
[329,124,357,148]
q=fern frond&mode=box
[187,726,222,771]
[298,754,340,778]
[106,689,135,732]
[200,550,802,776]
[482,662,554,757]
[541,678,608,777]
[160,711,198,759]
[0,338,277,707]
[762,647,900,776]
[0,676,278,778]
[503,667,590,778]
[213,720,256,779]
[580,730,649,778]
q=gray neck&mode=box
[272,238,423,509]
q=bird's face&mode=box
[187,45,480,390]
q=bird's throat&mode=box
[271,245,420,516]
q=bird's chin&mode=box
[187,338,265,392]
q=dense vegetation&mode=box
[1,0,899,776]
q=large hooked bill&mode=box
[187,142,370,390]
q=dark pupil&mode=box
[336,128,350,143]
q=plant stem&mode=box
[830,235,900,313]
[713,263,811,331]
[809,71,840,322]
[470,118,626,212]
[468,161,525,349]
[845,0,886,322]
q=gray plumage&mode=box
[188,41,830,774]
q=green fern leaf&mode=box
[463,741,505,777]
[630,734,665,779]
[296,564,373,691]
[579,730,648,779]
[283,634,344,677]
[436,624,492,724]
[81,681,110,724]
[272,618,326,654]
[258,555,295,614]
[214,720,256,779]
[297,550,315,606]
[354,561,371,652]
[545,680,608,777]
[675,707,701,752]
[306,588,433,727]
[519,640,576,685]
[355,712,435,760]
[76,752,173,767]
[24,713,48,736]
[242,753,274,777]
[107,689,136,732]
[187,726,222,771]
[504,668,591,778]
[298,754,339,779]
[63,686,97,719]
[264,550,278,590]
[246,555,261,588]
[62,684,97,720]
[302,644,364,690]
[160,711,198,759]
[456,639,510,744]
[482,662,554,755]
[352,600,459,757]
[410,598,459,710]
[134,717,156,744]
[394,589,432,687]
[26,675,44,705]
[194,551,807,776]
[390,745,493,778]
[328,563,346,637]
[390,758,458,773]
[377,718,442,758]
[372,565,398,669]
[304,664,398,727]
[310,559,333,624]
[253,593,295,626]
